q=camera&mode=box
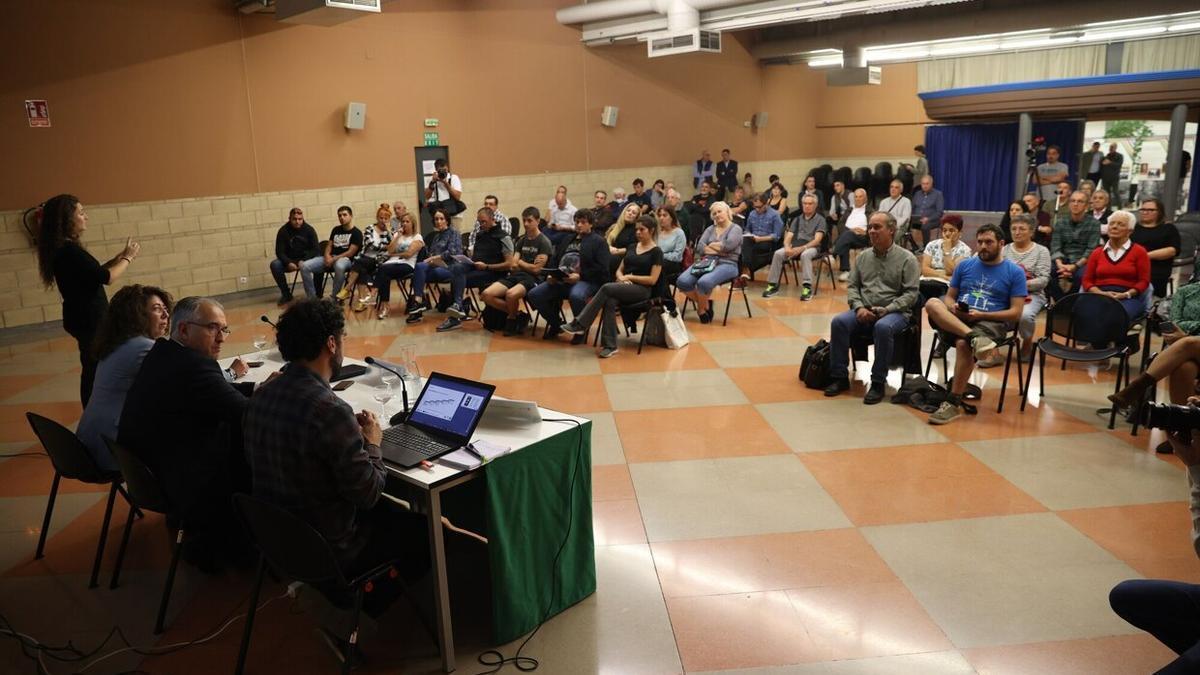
[436,167,448,179]
[1139,401,1200,435]
[1024,135,1047,165]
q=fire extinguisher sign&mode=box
[25,100,50,128]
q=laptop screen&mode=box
[407,373,495,440]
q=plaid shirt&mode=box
[1050,212,1100,264]
[243,364,384,559]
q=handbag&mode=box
[663,308,690,349]
[688,256,717,276]
[642,307,668,348]
[798,339,831,390]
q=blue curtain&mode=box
[926,123,1016,212]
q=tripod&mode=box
[1022,159,1042,201]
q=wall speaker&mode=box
[601,105,619,128]
[345,102,366,130]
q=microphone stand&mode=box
[260,315,277,328]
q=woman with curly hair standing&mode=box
[35,194,140,405]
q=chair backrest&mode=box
[895,165,915,194]
[832,166,853,189]
[852,167,873,194]
[232,493,344,585]
[508,216,520,232]
[105,437,173,515]
[872,162,894,202]
[1175,215,1200,262]
[1043,292,1130,349]
[26,412,109,483]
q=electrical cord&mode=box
[0,452,47,458]
[474,417,585,674]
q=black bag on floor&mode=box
[799,338,831,390]
[643,307,668,348]
[481,306,507,332]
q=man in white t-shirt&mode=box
[1036,146,1070,202]
[545,185,578,248]
[424,158,464,225]
[834,189,872,281]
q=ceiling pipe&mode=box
[556,0,746,28]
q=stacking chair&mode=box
[104,438,186,634]
[849,302,924,379]
[680,278,752,326]
[26,413,136,589]
[923,324,1026,413]
[1020,293,1135,429]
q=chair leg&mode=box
[109,500,137,589]
[155,526,185,634]
[1015,340,1027,399]
[115,484,144,519]
[742,285,752,318]
[1039,349,1046,398]
[722,284,734,326]
[234,556,267,675]
[344,586,366,675]
[35,472,61,560]
[924,333,938,380]
[88,482,119,589]
[997,340,1015,414]
[1108,356,1127,430]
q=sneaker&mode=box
[277,294,293,307]
[969,330,997,359]
[762,284,779,298]
[542,325,563,340]
[404,297,419,315]
[335,287,350,302]
[838,271,850,282]
[824,378,850,397]
[863,382,886,405]
[977,352,1005,368]
[928,400,963,425]
[570,334,587,345]
[446,302,466,319]
[598,347,619,359]
[407,297,429,316]
[800,284,813,301]
[563,320,586,335]
[503,318,519,337]
[405,313,422,324]
[436,317,462,332]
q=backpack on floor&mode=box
[480,306,508,332]
[799,338,831,390]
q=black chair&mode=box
[104,437,185,634]
[923,323,1026,414]
[26,413,136,589]
[832,166,853,190]
[896,165,915,195]
[232,494,416,675]
[1168,217,1200,296]
[1020,293,1134,429]
[872,162,894,203]
[289,240,330,298]
[849,302,925,379]
[680,277,752,326]
[852,167,873,197]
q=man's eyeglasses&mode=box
[187,321,231,335]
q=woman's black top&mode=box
[53,242,109,335]
[623,245,663,278]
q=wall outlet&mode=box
[238,276,249,285]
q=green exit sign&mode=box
[424,118,439,127]
[423,131,440,147]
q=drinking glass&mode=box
[373,381,393,417]
[253,334,268,352]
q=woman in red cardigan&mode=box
[1081,210,1151,321]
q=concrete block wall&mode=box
[0,155,911,329]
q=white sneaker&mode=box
[838,271,850,282]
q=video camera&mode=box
[1139,400,1200,437]
[1024,135,1047,166]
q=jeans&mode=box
[740,237,776,274]
[1097,285,1153,322]
[1049,261,1087,300]
[544,228,574,249]
[299,256,327,298]
[833,230,869,270]
[527,280,599,327]
[410,262,453,300]
[830,310,909,385]
[326,257,353,295]
[572,282,652,349]
[1018,295,1047,346]
[1110,579,1200,674]
[768,246,819,285]
[373,263,415,302]
[269,258,301,298]
[676,261,738,296]
[448,262,502,305]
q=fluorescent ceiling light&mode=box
[1083,25,1167,40]
[1167,21,1200,32]
[807,56,844,67]
[929,43,999,56]
[1002,36,1079,49]
[865,47,930,62]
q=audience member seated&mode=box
[270,207,320,305]
[605,187,628,226]
[404,208,462,325]
[664,187,686,233]
[739,193,784,284]
[650,179,666,210]
[1023,192,1054,246]
[654,207,686,284]
[388,200,408,231]
[1109,426,1200,673]
[564,216,663,358]
[468,195,510,255]
[1132,197,1180,300]
[828,180,852,233]
[920,214,972,302]
[799,175,825,216]
[589,190,615,232]
[373,212,424,320]
[1078,179,1096,201]
[767,182,788,220]
[878,179,913,243]
[923,224,1026,423]
[762,194,827,300]
[118,296,252,571]
[528,209,611,343]
[833,188,873,281]
[1002,214,1051,361]
[309,205,362,301]
[1081,210,1150,323]
[338,204,393,310]
[607,203,641,275]
[824,212,920,405]
[1165,281,1200,340]
[76,285,172,471]
[482,207,553,337]
[1091,189,1113,235]
[1049,190,1101,296]
[628,178,653,214]
[727,185,749,224]
[439,207,514,332]
[243,298,428,620]
[911,175,945,247]
[688,179,718,234]
[546,185,577,247]
[676,201,743,325]
[1044,181,1072,219]
[997,199,1029,243]
[1112,336,1200,413]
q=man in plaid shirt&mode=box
[243,299,427,615]
[1049,190,1100,297]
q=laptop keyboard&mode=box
[382,426,454,457]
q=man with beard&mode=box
[922,224,1026,425]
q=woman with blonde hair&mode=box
[607,202,641,274]
[372,211,424,319]
[339,203,394,309]
[675,201,743,323]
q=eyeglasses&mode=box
[1138,207,1159,212]
[187,321,231,335]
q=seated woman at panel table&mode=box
[563,215,663,359]
[338,203,394,311]
[75,284,172,471]
[919,214,972,302]
[1081,209,1151,324]
[675,201,743,324]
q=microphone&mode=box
[365,356,409,422]
[260,315,276,328]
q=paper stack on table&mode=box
[439,439,512,470]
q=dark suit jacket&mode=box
[118,339,249,526]
[716,160,739,190]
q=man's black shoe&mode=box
[542,325,562,340]
[824,378,850,397]
[864,382,886,405]
[570,333,587,345]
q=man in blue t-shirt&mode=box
[923,223,1026,425]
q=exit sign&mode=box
[423,118,439,127]
[423,131,440,147]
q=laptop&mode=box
[380,372,496,469]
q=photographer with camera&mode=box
[1109,413,1200,673]
[424,158,464,227]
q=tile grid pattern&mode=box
[0,280,1191,674]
